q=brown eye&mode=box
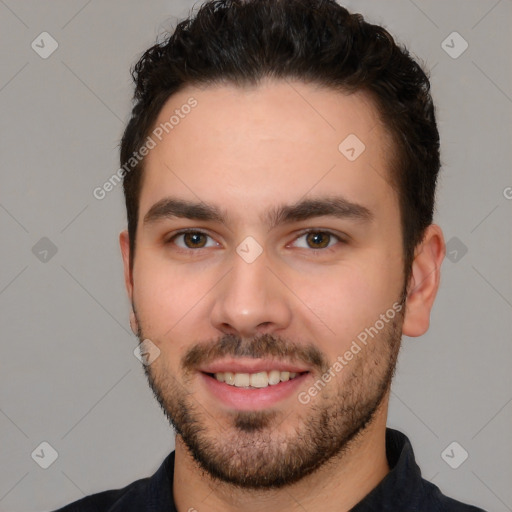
[290,230,343,251]
[169,230,217,250]
[305,231,332,249]
[182,232,207,248]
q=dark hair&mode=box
[120,0,440,283]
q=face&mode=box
[122,80,409,488]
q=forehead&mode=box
[139,79,397,225]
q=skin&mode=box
[120,79,445,512]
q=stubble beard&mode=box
[136,305,404,489]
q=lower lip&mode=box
[200,372,310,411]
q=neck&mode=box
[173,395,390,512]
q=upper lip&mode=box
[198,358,311,375]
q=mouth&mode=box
[199,364,311,410]
[203,370,307,389]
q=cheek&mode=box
[292,257,402,350]
[293,271,374,343]
[132,255,212,344]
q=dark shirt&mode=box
[52,428,487,511]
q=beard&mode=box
[134,299,404,490]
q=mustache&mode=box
[181,333,330,374]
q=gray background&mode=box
[0,1,510,511]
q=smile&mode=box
[210,370,304,389]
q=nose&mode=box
[210,248,293,339]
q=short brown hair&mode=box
[120,0,440,283]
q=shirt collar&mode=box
[350,427,426,510]
[150,427,423,511]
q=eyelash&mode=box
[165,228,346,253]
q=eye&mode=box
[167,230,219,250]
[291,230,343,250]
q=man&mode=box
[54,0,487,510]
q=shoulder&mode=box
[50,451,175,512]
[381,428,488,512]
[51,476,151,512]
[422,477,489,512]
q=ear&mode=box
[402,224,445,337]
[119,230,138,336]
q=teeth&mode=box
[268,370,281,385]
[213,370,301,388]
[250,372,268,388]
[234,373,250,387]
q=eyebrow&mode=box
[143,196,373,229]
